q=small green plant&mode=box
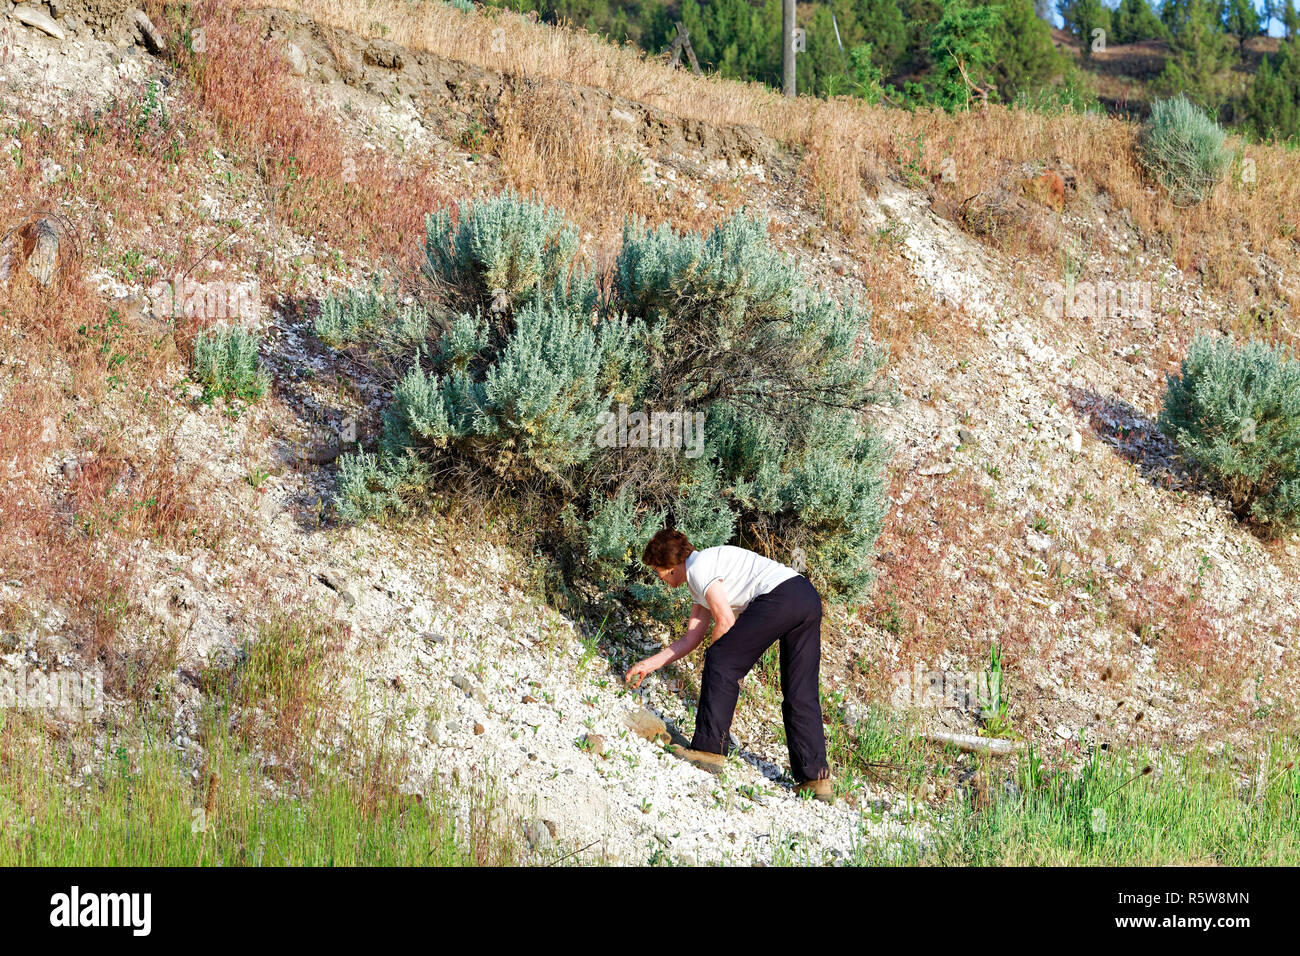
[980,643,1012,737]
[1138,95,1231,206]
[191,325,269,403]
[898,131,928,186]
[455,118,487,153]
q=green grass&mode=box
[871,741,1300,866]
[0,715,521,866]
[0,608,524,866]
[819,696,1299,866]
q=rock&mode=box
[421,631,447,646]
[522,694,537,704]
[424,717,440,745]
[130,9,166,54]
[60,458,80,481]
[13,4,66,40]
[958,427,975,446]
[451,674,473,696]
[582,733,605,756]
[624,707,669,744]
[1026,531,1053,553]
[1068,429,1082,454]
[298,443,341,465]
[2,214,65,288]
[318,569,356,606]
[38,158,62,183]
[917,460,954,476]
[284,42,308,76]
[521,817,553,850]
[473,722,485,735]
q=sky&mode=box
[1047,0,1291,37]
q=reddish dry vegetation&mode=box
[145,0,449,275]
[854,466,1035,672]
[3,0,474,682]
[0,67,227,683]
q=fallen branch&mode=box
[924,732,1022,756]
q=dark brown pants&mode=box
[690,574,830,784]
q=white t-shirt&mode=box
[684,545,799,614]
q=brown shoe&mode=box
[794,777,835,804]
[671,746,725,775]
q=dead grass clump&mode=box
[490,79,662,245]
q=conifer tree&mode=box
[1111,0,1168,42]
[929,0,1003,108]
[1245,38,1300,141]
[1222,0,1261,52]
[1058,0,1112,56]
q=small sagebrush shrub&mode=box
[337,196,895,609]
[1159,332,1300,534]
[191,324,269,402]
[1138,95,1231,206]
[315,277,429,354]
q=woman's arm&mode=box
[624,603,713,687]
[704,580,737,640]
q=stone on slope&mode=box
[131,9,166,54]
[623,706,669,744]
[13,5,66,40]
[284,42,308,76]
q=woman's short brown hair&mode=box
[641,528,695,569]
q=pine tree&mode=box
[1284,0,1300,36]
[1245,38,1300,141]
[1111,0,1168,42]
[929,0,1003,108]
[984,0,1062,97]
[1222,0,1261,52]
[1058,0,1112,56]
[1158,0,1235,104]
[805,2,864,96]
[852,0,908,76]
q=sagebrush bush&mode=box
[337,196,895,609]
[423,189,594,320]
[1159,332,1300,534]
[191,324,269,402]
[1138,95,1231,206]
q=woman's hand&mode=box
[624,657,658,689]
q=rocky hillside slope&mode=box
[2,1,1298,863]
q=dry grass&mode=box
[147,0,450,275]
[0,67,231,676]
[235,0,1299,318]
[489,78,665,246]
